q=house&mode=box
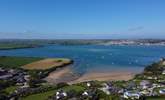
[55,90,67,100]
[140,90,151,96]
[0,68,5,72]
[140,80,151,89]
[100,82,119,94]
[16,77,26,85]
[100,83,111,95]
[14,87,30,95]
[147,76,157,80]
[82,91,89,96]
[83,81,95,87]
[0,73,13,80]
[162,70,165,75]
[20,82,30,88]
[118,89,124,94]
[124,91,141,99]
[153,83,163,88]
[11,71,29,85]
[160,58,165,62]
[82,89,97,99]
[8,69,17,74]
[0,69,13,80]
[24,75,30,81]
[159,89,165,95]
[127,81,137,90]
[87,82,91,87]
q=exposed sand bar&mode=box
[45,67,79,84]
[69,71,135,84]
[45,67,137,84]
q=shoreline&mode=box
[45,66,139,84]
[69,71,136,84]
[0,45,43,50]
[45,66,80,84]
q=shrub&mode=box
[56,82,69,89]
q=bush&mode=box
[56,82,69,89]
[0,80,15,90]
[0,91,8,100]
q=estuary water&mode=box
[0,45,165,74]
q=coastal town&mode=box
[1,39,165,51]
[0,56,165,100]
[98,40,165,46]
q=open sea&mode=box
[0,45,165,74]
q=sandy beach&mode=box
[45,67,79,84]
[69,71,135,84]
[45,67,136,84]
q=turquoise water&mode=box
[0,45,165,74]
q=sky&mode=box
[0,0,165,39]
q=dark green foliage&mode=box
[144,62,164,75]
[146,96,165,100]
[0,91,8,100]
[0,42,42,50]
[0,56,43,69]
[0,80,15,90]
[56,82,69,89]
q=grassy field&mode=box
[4,86,18,94]
[0,43,39,50]
[22,58,72,70]
[0,56,72,70]
[147,97,165,100]
[0,56,43,68]
[22,85,85,100]
[22,90,56,100]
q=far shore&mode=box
[45,67,138,84]
[0,45,43,50]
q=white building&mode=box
[124,91,141,99]
[162,70,165,75]
[140,80,151,89]
[159,89,165,95]
[100,83,111,95]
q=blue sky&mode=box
[0,0,165,39]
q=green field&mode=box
[21,85,85,100]
[62,85,85,92]
[22,90,56,100]
[0,56,43,68]
[0,43,39,50]
[4,86,18,94]
[146,96,165,100]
